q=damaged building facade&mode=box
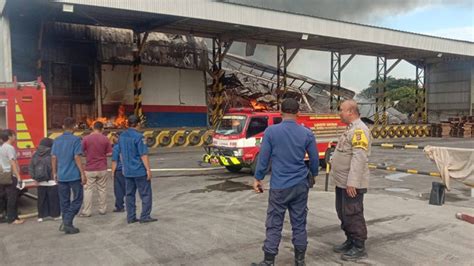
[7,6,352,130]
[11,19,209,128]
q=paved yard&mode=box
[1,138,473,265]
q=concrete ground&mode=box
[1,138,473,265]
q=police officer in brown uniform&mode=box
[330,99,371,261]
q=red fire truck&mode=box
[203,108,346,173]
[0,79,47,188]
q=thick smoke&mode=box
[221,0,473,23]
[220,0,471,24]
[217,0,472,92]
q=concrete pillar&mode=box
[0,13,12,82]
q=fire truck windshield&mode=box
[216,115,247,135]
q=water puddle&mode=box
[189,180,253,193]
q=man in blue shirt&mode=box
[251,98,319,266]
[51,117,86,234]
[117,115,157,224]
[111,133,125,213]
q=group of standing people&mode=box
[1,98,371,263]
[0,114,157,234]
[54,115,157,234]
[251,98,372,265]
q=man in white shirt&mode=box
[0,129,24,224]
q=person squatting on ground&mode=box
[52,117,86,234]
[117,115,157,224]
[251,98,319,266]
[330,99,372,261]
[111,133,125,213]
[80,121,112,217]
[29,138,60,222]
[0,129,24,225]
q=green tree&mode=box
[385,86,417,114]
[358,76,417,114]
[359,76,416,99]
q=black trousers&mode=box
[37,185,61,218]
[0,177,19,223]
[263,182,309,255]
[335,186,368,242]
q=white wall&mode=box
[101,64,206,106]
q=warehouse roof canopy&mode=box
[7,0,474,63]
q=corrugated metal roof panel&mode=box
[52,0,474,58]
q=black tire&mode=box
[225,165,243,173]
[146,136,156,147]
[371,128,380,138]
[176,135,186,146]
[188,133,201,146]
[388,127,396,138]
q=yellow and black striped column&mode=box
[413,65,427,124]
[132,32,147,125]
[420,67,428,124]
[374,57,387,127]
[210,38,225,128]
[133,53,145,125]
[380,57,388,126]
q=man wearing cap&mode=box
[117,115,157,224]
[330,99,371,261]
[251,98,319,266]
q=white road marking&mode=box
[107,167,225,172]
[385,173,410,182]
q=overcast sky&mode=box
[224,0,474,92]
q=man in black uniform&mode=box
[251,98,319,266]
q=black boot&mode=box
[341,240,367,261]
[251,253,275,266]
[333,239,353,253]
[63,224,80,235]
[294,247,306,266]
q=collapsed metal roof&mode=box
[222,53,355,99]
[214,53,355,113]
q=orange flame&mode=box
[86,105,128,129]
[87,117,108,128]
[114,105,128,128]
[250,99,268,111]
